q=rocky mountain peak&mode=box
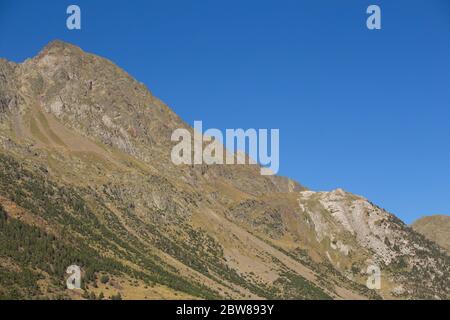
[0,41,448,300]
[37,40,84,58]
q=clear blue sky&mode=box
[1,0,449,224]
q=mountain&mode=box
[0,40,448,300]
[412,215,450,253]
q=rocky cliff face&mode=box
[0,41,448,300]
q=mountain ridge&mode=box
[412,215,450,254]
[0,40,448,300]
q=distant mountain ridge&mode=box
[0,40,448,300]
[412,215,450,253]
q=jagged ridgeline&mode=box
[0,41,448,300]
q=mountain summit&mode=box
[0,41,448,300]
